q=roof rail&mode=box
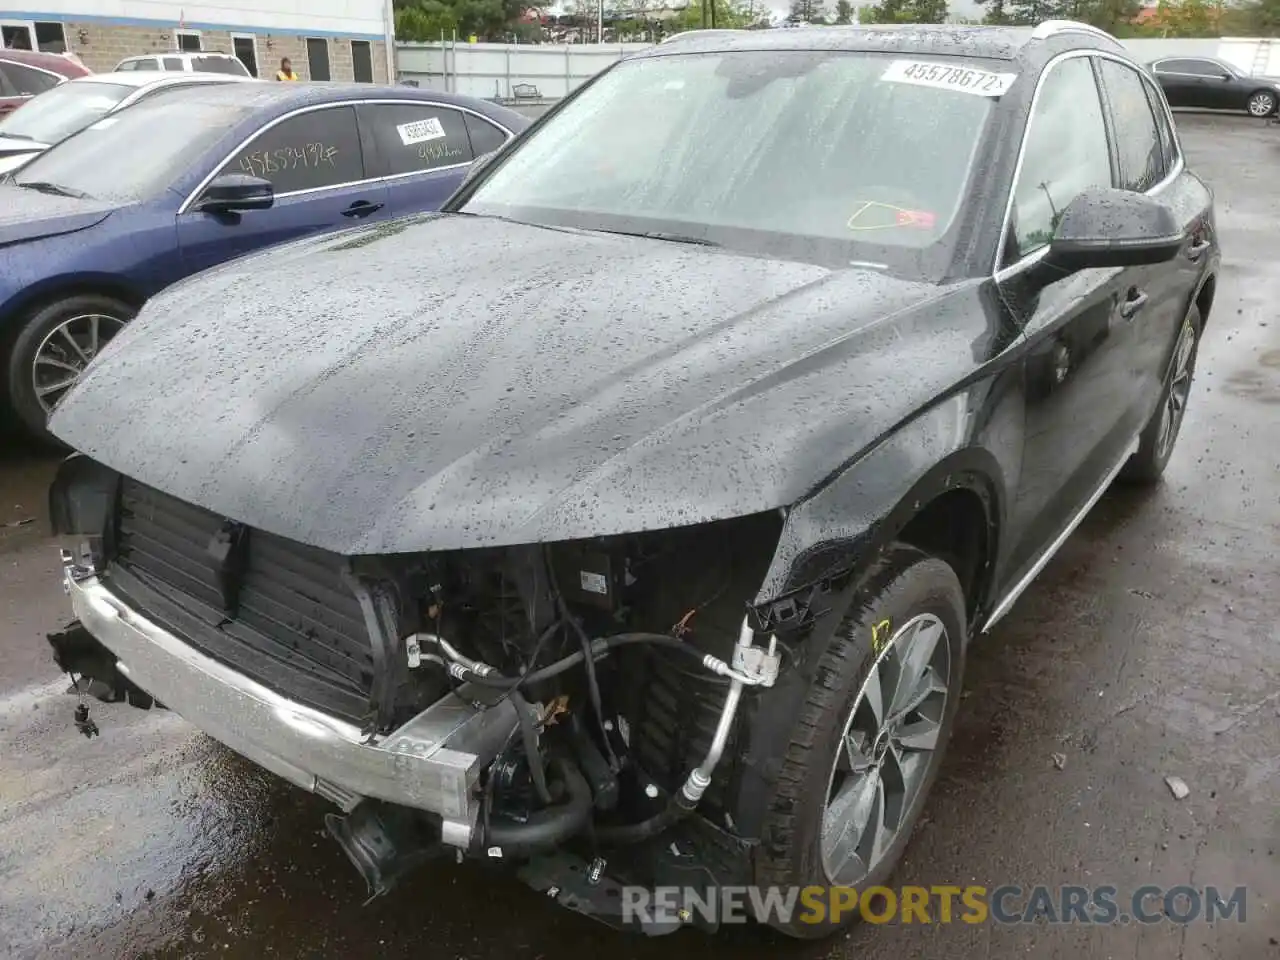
[1030,19,1119,43]
[659,29,743,44]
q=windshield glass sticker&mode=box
[847,201,937,232]
[397,117,446,146]
[881,60,1016,97]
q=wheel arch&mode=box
[754,403,1012,634]
[1193,271,1216,328]
[1,274,145,336]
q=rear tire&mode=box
[5,294,134,443]
[756,544,967,939]
[1120,305,1201,485]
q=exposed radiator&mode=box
[109,478,376,726]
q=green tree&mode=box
[1223,0,1280,34]
[863,0,948,22]
[393,0,526,41]
[789,0,830,22]
[1152,0,1216,35]
[835,0,855,21]
[976,0,1140,30]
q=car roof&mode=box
[634,20,1126,65]
[72,71,258,89]
[0,48,89,76]
[118,51,240,61]
[141,80,523,114]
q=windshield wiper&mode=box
[0,132,34,141]
[597,228,720,247]
[16,180,90,199]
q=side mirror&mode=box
[1042,187,1184,274]
[195,173,274,214]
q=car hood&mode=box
[0,184,115,247]
[0,133,48,155]
[51,213,979,555]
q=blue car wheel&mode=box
[6,293,135,443]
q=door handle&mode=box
[1119,289,1148,320]
[342,200,384,218]
[1186,239,1212,262]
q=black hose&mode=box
[509,689,553,806]
[481,758,594,856]
[593,799,688,846]
[543,549,621,772]
[462,633,711,689]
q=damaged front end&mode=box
[48,455,844,933]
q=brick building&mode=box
[1,1,393,82]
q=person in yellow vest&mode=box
[275,58,298,81]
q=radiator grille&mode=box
[628,651,738,812]
[110,478,375,725]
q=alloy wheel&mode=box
[1248,93,1275,117]
[820,613,951,886]
[1155,318,1197,462]
[31,313,127,414]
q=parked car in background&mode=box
[0,49,91,119]
[43,21,1218,939]
[0,72,255,176]
[0,82,528,439]
[114,51,251,77]
[1148,56,1280,116]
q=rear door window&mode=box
[163,57,184,71]
[219,105,366,194]
[0,62,61,96]
[192,56,246,76]
[1099,59,1167,192]
[357,103,475,175]
[464,112,509,157]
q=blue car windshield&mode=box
[12,98,253,202]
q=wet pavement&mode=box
[1,111,1277,959]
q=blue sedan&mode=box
[0,82,529,439]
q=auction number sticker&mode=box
[396,117,447,146]
[881,59,1017,97]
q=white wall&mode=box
[397,37,1275,99]
[398,42,654,99]
[21,0,387,39]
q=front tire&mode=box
[1120,305,1201,485]
[5,294,134,442]
[1247,90,1277,117]
[757,544,967,939]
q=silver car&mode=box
[0,71,256,175]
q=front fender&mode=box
[754,369,1023,613]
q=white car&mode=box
[0,71,255,175]
[113,51,251,76]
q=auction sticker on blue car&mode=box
[882,59,1017,97]
[397,117,447,146]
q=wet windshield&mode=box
[461,50,1006,279]
[12,97,252,202]
[0,81,133,145]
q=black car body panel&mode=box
[1148,56,1280,114]
[51,213,990,564]
[45,23,1221,931]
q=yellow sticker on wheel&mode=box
[871,619,892,655]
